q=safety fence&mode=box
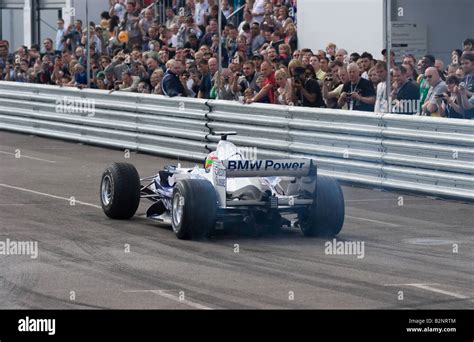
[0,81,473,201]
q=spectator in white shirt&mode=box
[194,0,209,28]
[374,61,388,113]
[252,0,266,24]
[55,19,67,52]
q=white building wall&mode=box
[298,0,474,65]
[298,0,385,60]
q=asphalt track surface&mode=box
[0,131,472,309]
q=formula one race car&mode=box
[100,132,345,240]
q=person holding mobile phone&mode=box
[338,63,376,112]
[421,67,447,116]
[437,75,465,119]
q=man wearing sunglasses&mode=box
[421,67,446,116]
[418,55,435,113]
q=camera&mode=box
[459,82,466,90]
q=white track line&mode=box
[384,283,472,301]
[124,290,213,310]
[0,151,56,163]
[0,184,101,209]
[409,284,470,300]
[346,198,426,203]
[346,215,400,227]
[0,184,400,226]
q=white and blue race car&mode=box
[100,133,345,240]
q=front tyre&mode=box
[100,163,140,219]
[172,179,217,240]
[300,175,345,237]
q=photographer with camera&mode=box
[177,17,202,49]
[216,68,237,101]
[436,75,465,119]
[104,50,129,81]
[290,66,324,108]
[322,66,347,109]
[338,63,376,112]
[3,52,28,83]
[421,67,447,116]
[33,55,54,85]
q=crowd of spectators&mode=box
[0,0,472,119]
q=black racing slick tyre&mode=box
[171,179,217,240]
[100,163,140,219]
[300,175,345,237]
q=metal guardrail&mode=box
[0,82,210,160]
[0,81,473,201]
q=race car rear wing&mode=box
[213,159,316,208]
[222,159,316,178]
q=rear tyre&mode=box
[172,179,217,240]
[100,163,140,219]
[300,175,345,237]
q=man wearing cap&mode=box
[290,66,324,108]
[252,53,264,70]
